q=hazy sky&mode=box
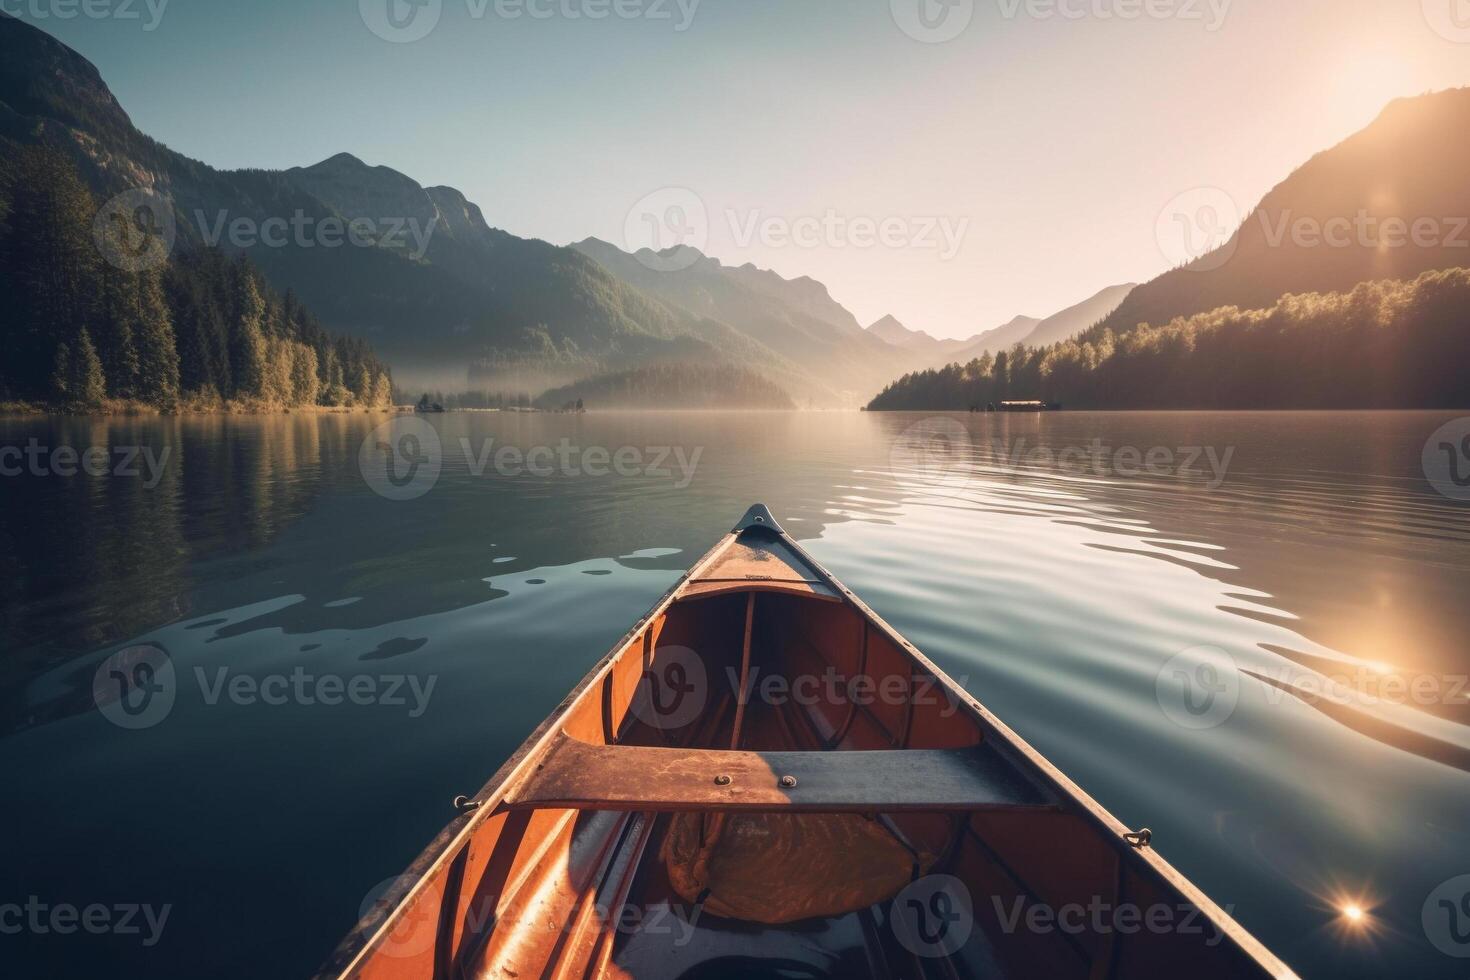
[17,0,1470,338]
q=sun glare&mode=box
[1326,892,1382,941]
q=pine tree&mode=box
[0,148,100,396]
[94,221,143,398]
[291,342,320,406]
[134,269,180,407]
[52,328,107,409]
[228,269,268,399]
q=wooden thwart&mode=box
[504,733,1057,813]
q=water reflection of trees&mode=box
[0,414,366,729]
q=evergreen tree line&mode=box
[0,148,392,410]
[868,269,1470,411]
[405,390,537,411]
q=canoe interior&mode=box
[322,515,1287,980]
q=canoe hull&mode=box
[316,506,1295,980]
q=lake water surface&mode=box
[3,410,1469,979]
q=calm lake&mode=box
[3,410,1469,979]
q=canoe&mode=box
[317,505,1296,980]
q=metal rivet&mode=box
[780,775,798,789]
[714,774,732,786]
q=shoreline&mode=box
[0,400,406,420]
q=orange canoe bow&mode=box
[316,505,1296,980]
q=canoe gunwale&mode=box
[314,524,741,980]
[316,505,1298,980]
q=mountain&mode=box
[1021,283,1137,348]
[945,315,1042,363]
[869,268,1470,411]
[867,314,930,348]
[572,238,908,405]
[535,363,796,411]
[865,315,974,358]
[0,13,791,396]
[1101,88,1470,335]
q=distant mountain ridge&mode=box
[947,315,1042,362]
[1014,283,1137,349]
[1101,88,1470,334]
[0,13,795,398]
[865,315,972,358]
[572,238,909,405]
